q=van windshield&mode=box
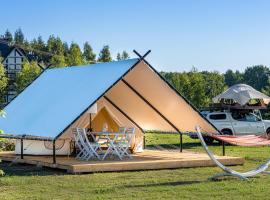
[231,111,261,122]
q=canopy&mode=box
[213,84,270,106]
[0,55,218,140]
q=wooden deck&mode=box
[0,150,244,173]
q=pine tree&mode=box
[98,45,112,62]
[121,51,129,60]
[49,55,66,68]
[47,35,64,55]
[46,35,67,67]
[14,28,24,45]
[116,53,121,61]
[68,42,84,66]
[116,51,130,61]
[15,61,42,93]
[83,42,96,64]
[3,30,13,44]
[0,57,8,104]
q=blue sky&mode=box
[1,0,270,72]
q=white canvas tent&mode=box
[0,51,218,161]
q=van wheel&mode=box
[266,128,270,136]
[217,129,232,145]
[221,129,232,135]
[203,136,214,145]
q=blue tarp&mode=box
[0,58,139,138]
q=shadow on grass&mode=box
[125,180,203,188]
[0,161,66,177]
[146,141,222,150]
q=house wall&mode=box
[3,48,26,104]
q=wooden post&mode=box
[180,133,183,152]
[222,141,225,156]
[20,138,24,159]
[53,140,56,164]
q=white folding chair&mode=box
[73,128,101,161]
[118,127,135,159]
[73,128,89,160]
[102,127,126,160]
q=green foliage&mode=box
[47,35,65,55]
[83,42,96,64]
[1,29,13,43]
[243,65,270,91]
[98,45,112,62]
[68,42,84,66]
[161,69,226,108]
[14,28,25,44]
[224,69,244,86]
[116,51,130,61]
[0,57,8,104]
[15,61,42,93]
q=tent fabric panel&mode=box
[91,107,120,132]
[106,81,175,132]
[124,61,218,134]
[60,98,144,152]
[0,59,139,138]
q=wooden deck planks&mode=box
[0,150,244,173]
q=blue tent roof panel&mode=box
[0,58,139,138]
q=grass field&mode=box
[0,134,269,200]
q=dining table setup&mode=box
[73,127,135,161]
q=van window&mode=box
[209,114,226,120]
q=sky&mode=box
[1,0,270,72]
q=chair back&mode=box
[125,127,136,145]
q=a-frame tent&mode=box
[0,50,218,161]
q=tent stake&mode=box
[53,140,56,164]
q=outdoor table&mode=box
[88,132,122,160]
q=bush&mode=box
[0,139,15,151]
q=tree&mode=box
[116,53,121,61]
[116,51,130,61]
[98,45,112,62]
[68,42,84,66]
[31,36,46,52]
[3,30,13,43]
[49,55,66,68]
[83,42,96,64]
[243,65,270,91]
[224,69,243,87]
[46,35,67,67]
[202,71,227,105]
[0,57,8,104]
[15,61,42,93]
[30,36,47,62]
[46,35,64,55]
[14,28,24,45]
[121,51,129,60]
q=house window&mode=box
[6,59,8,63]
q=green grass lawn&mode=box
[0,134,269,200]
